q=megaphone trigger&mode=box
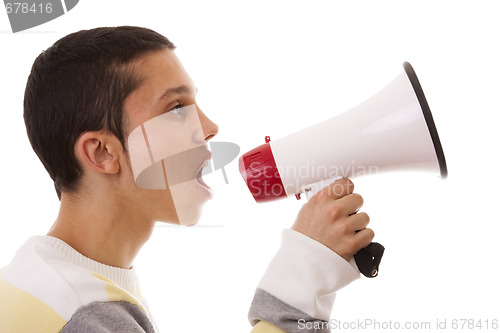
[302,178,344,200]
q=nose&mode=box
[198,107,219,142]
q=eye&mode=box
[169,104,185,114]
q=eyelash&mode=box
[170,104,184,114]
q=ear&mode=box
[76,131,122,175]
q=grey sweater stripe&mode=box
[61,301,155,333]
[249,288,330,333]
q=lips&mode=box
[195,152,212,190]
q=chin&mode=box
[154,179,211,226]
[173,179,212,226]
[177,209,203,226]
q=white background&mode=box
[1,1,499,332]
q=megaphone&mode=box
[239,62,447,201]
[238,62,447,277]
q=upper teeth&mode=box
[202,160,209,168]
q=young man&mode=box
[0,26,374,332]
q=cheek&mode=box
[145,122,199,159]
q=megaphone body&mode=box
[239,62,447,278]
[239,62,447,203]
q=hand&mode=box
[292,178,374,262]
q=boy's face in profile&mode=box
[122,48,218,225]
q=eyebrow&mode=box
[158,85,196,101]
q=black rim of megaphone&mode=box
[403,62,448,178]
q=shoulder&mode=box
[1,237,87,315]
[0,236,80,332]
[1,236,152,332]
[60,301,155,333]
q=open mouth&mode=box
[196,159,211,190]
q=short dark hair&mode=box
[24,26,175,199]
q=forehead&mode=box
[124,48,195,132]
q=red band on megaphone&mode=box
[239,141,286,202]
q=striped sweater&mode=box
[0,230,359,332]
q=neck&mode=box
[48,188,155,269]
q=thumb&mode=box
[315,177,354,200]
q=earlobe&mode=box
[77,132,121,175]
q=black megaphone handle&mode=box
[354,242,385,278]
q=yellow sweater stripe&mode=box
[93,273,147,313]
[251,320,287,333]
[0,275,67,333]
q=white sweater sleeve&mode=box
[249,229,360,332]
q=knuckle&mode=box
[359,212,370,223]
[343,178,355,194]
[353,193,364,206]
[330,182,344,197]
[366,228,375,240]
[327,205,342,220]
[311,192,328,205]
[335,220,349,235]
[330,178,354,197]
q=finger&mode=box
[346,212,370,233]
[318,177,354,200]
[336,193,364,216]
[353,227,375,249]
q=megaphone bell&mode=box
[239,62,447,202]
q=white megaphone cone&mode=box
[239,62,447,202]
[239,62,447,278]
